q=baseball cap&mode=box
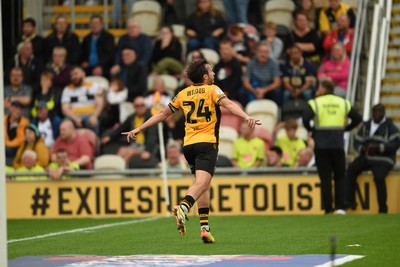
[36,100,48,109]
[11,101,23,108]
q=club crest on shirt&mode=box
[215,87,224,95]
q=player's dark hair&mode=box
[187,59,209,84]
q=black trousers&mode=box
[315,149,346,213]
[347,156,392,213]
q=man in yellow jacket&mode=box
[319,0,356,34]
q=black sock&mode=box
[180,195,195,213]
[198,207,209,231]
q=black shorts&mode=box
[182,142,218,176]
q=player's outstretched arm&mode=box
[219,98,261,128]
[121,106,173,142]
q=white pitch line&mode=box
[8,217,161,244]
[314,255,365,267]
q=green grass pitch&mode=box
[7,215,400,266]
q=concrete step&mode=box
[385,109,400,117]
[381,95,400,104]
[381,91,400,96]
[381,84,400,92]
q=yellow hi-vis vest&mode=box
[308,94,351,130]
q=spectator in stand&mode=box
[323,14,354,56]
[48,148,80,180]
[5,101,30,163]
[160,141,188,177]
[318,43,350,98]
[281,45,315,104]
[266,146,285,167]
[261,22,283,63]
[110,47,147,102]
[243,42,281,105]
[61,67,105,132]
[214,39,243,102]
[100,96,158,165]
[7,41,43,89]
[113,18,152,70]
[346,104,400,213]
[31,101,61,149]
[44,16,81,65]
[14,150,47,181]
[46,46,72,90]
[223,0,249,25]
[15,18,45,61]
[319,0,356,35]
[291,11,322,71]
[145,78,171,108]
[228,24,256,66]
[185,0,226,52]
[13,123,50,169]
[274,119,307,167]
[4,67,32,118]
[152,25,184,76]
[297,0,319,30]
[173,0,196,24]
[52,120,93,169]
[232,120,265,168]
[295,147,315,167]
[81,15,115,77]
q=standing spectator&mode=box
[15,18,45,61]
[295,147,315,167]
[297,0,319,30]
[46,46,72,90]
[228,24,256,66]
[14,150,47,181]
[52,120,93,169]
[214,39,243,102]
[81,15,115,77]
[45,16,81,65]
[4,67,32,117]
[243,42,281,105]
[346,104,400,213]
[13,123,50,169]
[152,25,184,75]
[185,0,226,52]
[302,80,362,214]
[232,120,265,168]
[318,0,356,35]
[323,14,354,56]
[61,67,105,132]
[111,47,147,102]
[223,0,249,25]
[266,146,285,167]
[318,43,350,97]
[48,148,80,180]
[173,0,196,24]
[262,22,283,63]
[31,101,61,149]
[113,18,153,70]
[281,45,315,104]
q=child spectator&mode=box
[266,146,285,167]
[228,24,256,65]
[48,148,80,180]
[262,22,283,63]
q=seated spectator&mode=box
[13,123,50,169]
[81,15,115,77]
[7,41,43,89]
[232,120,265,168]
[318,43,350,97]
[110,47,147,102]
[297,0,319,30]
[48,148,80,180]
[113,18,152,70]
[291,11,322,70]
[4,67,32,118]
[61,67,105,133]
[52,120,93,169]
[15,18,45,61]
[44,15,81,65]
[14,150,47,180]
[318,0,356,35]
[274,119,307,167]
[261,22,283,63]
[31,101,62,149]
[214,39,243,102]
[295,147,315,167]
[266,146,285,167]
[228,24,256,66]
[100,96,158,165]
[242,42,281,105]
[323,14,354,56]
[346,104,400,213]
[160,141,188,177]
[5,101,30,163]
[145,78,171,109]
[152,25,184,76]
[46,46,72,90]
[281,45,315,104]
[185,0,226,52]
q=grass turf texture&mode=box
[8,215,400,266]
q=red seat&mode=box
[220,101,243,131]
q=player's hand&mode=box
[246,117,261,129]
[121,129,139,143]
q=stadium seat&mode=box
[218,126,239,159]
[172,24,187,56]
[212,0,226,18]
[85,75,110,91]
[281,99,309,121]
[245,99,279,132]
[264,0,295,28]
[253,126,273,151]
[220,101,243,131]
[93,154,126,179]
[200,49,220,67]
[119,101,135,123]
[131,0,162,37]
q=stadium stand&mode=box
[218,126,239,159]
[93,154,126,179]
[245,99,279,132]
[264,0,295,28]
[131,0,162,37]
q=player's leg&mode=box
[197,186,215,243]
